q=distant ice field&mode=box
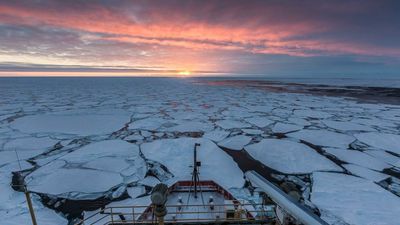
[0,77,399,225]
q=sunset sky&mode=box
[0,0,399,77]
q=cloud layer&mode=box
[0,0,399,76]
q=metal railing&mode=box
[75,202,275,225]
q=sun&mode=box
[178,70,191,76]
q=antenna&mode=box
[15,149,38,225]
[193,143,200,198]
[187,143,205,206]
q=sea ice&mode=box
[293,109,332,119]
[84,157,131,173]
[343,164,389,182]
[322,120,376,131]
[129,117,166,130]
[11,114,129,136]
[241,129,264,135]
[324,148,390,171]
[287,129,355,148]
[203,130,230,142]
[311,172,400,225]
[215,119,251,129]
[25,140,145,198]
[365,150,400,166]
[60,140,142,163]
[245,139,341,174]
[218,135,252,150]
[163,120,213,132]
[27,168,123,197]
[355,132,400,155]
[141,137,244,189]
[244,117,274,128]
[271,123,302,133]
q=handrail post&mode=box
[132,206,135,224]
[110,207,114,224]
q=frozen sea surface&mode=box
[0,77,400,225]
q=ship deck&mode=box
[77,180,275,225]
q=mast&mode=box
[14,149,37,225]
[193,143,200,198]
[187,143,204,205]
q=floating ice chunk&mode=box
[203,130,230,142]
[127,186,145,199]
[246,105,274,113]
[0,172,26,210]
[364,150,400,166]
[355,132,400,155]
[351,118,397,129]
[84,157,130,173]
[0,197,67,225]
[124,134,144,141]
[163,121,213,132]
[215,119,251,129]
[141,130,152,137]
[311,172,400,225]
[322,120,376,131]
[272,123,302,133]
[244,117,273,128]
[245,139,341,174]
[218,135,252,150]
[288,117,311,126]
[11,114,129,136]
[293,109,332,119]
[324,148,390,171]
[1,137,59,165]
[241,129,264,135]
[26,141,145,198]
[111,185,127,198]
[0,160,33,172]
[0,150,42,166]
[343,164,390,182]
[141,138,244,189]
[27,168,123,197]
[4,136,58,152]
[61,140,141,163]
[288,129,355,148]
[129,117,166,130]
[138,176,161,187]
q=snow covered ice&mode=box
[1,77,400,225]
[311,172,400,225]
[245,139,342,174]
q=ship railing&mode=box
[75,202,275,225]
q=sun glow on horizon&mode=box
[178,70,191,76]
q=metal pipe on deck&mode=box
[245,171,328,225]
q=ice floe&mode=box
[343,164,390,182]
[2,77,400,224]
[324,148,390,171]
[244,117,273,128]
[311,172,400,225]
[355,132,400,155]
[215,119,251,129]
[203,129,230,142]
[141,137,244,189]
[271,122,302,133]
[245,139,341,174]
[287,129,355,148]
[25,140,145,198]
[322,120,376,132]
[27,168,123,197]
[218,135,252,150]
[11,114,129,136]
